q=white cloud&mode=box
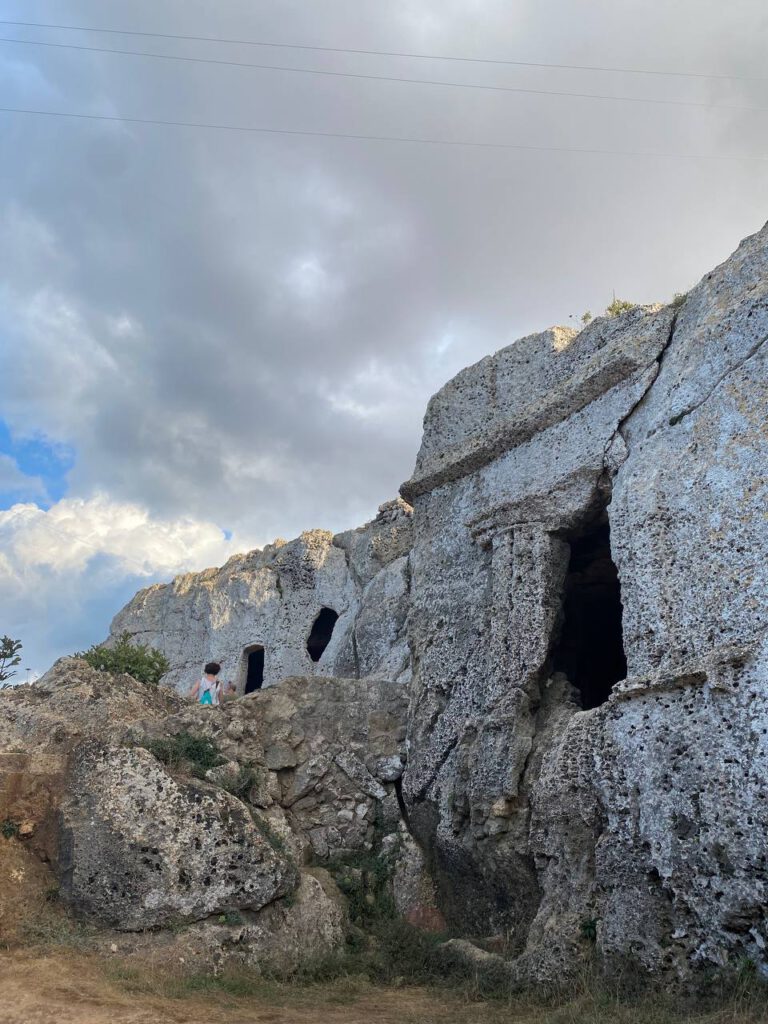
[0,0,766,673]
[0,496,261,674]
[0,495,258,579]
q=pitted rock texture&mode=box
[143,674,409,861]
[0,658,186,865]
[0,661,408,958]
[401,220,768,981]
[99,868,347,975]
[60,742,296,930]
[111,500,412,692]
[6,221,768,986]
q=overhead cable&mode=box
[1,36,765,114]
[0,18,760,84]
[2,105,766,161]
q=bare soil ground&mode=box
[3,951,768,1024]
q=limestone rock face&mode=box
[149,674,409,861]
[103,868,347,975]
[401,221,768,980]
[59,742,296,930]
[111,501,413,692]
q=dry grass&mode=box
[2,950,768,1024]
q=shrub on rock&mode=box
[76,631,169,687]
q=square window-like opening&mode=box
[552,519,626,710]
[243,645,265,693]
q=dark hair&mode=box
[204,662,221,676]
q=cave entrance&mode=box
[553,519,626,710]
[244,645,265,693]
[307,607,339,663]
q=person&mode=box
[220,679,238,702]
[188,661,222,706]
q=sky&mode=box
[1,0,767,676]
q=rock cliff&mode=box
[3,220,767,985]
[110,500,412,693]
[402,219,768,981]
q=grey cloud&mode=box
[1,0,767,546]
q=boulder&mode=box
[59,741,297,930]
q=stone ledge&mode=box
[401,311,671,502]
[610,642,755,702]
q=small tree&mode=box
[77,632,170,687]
[0,636,22,688]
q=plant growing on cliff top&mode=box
[76,631,169,687]
[605,297,636,317]
[0,635,22,687]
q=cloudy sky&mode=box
[1,0,766,675]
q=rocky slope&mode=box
[0,659,410,971]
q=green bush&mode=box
[605,298,636,317]
[0,635,22,686]
[218,910,245,926]
[141,732,225,779]
[249,811,289,856]
[77,631,170,687]
[326,851,396,929]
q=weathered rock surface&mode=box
[111,500,413,692]
[60,741,296,929]
[97,868,347,976]
[145,673,409,861]
[0,659,408,964]
[401,220,768,982]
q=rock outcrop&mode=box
[111,499,412,692]
[401,220,768,981]
[0,659,408,968]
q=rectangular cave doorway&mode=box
[243,645,265,694]
[552,517,627,710]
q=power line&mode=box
[0,18,761,84]
[2,104,766,162]
[2,35,766,115]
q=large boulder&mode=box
[59,741,297,930]
[0,660,409,962]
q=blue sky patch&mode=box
[0,418,74,509]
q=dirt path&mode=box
[0,953,504,1024]
[5,951,767,1024]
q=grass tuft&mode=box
[139,732,225,779]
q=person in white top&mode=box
[188,661,222,705]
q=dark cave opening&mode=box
[307,607,339,663]
[553,520,627,710]
[244,646,265,693]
